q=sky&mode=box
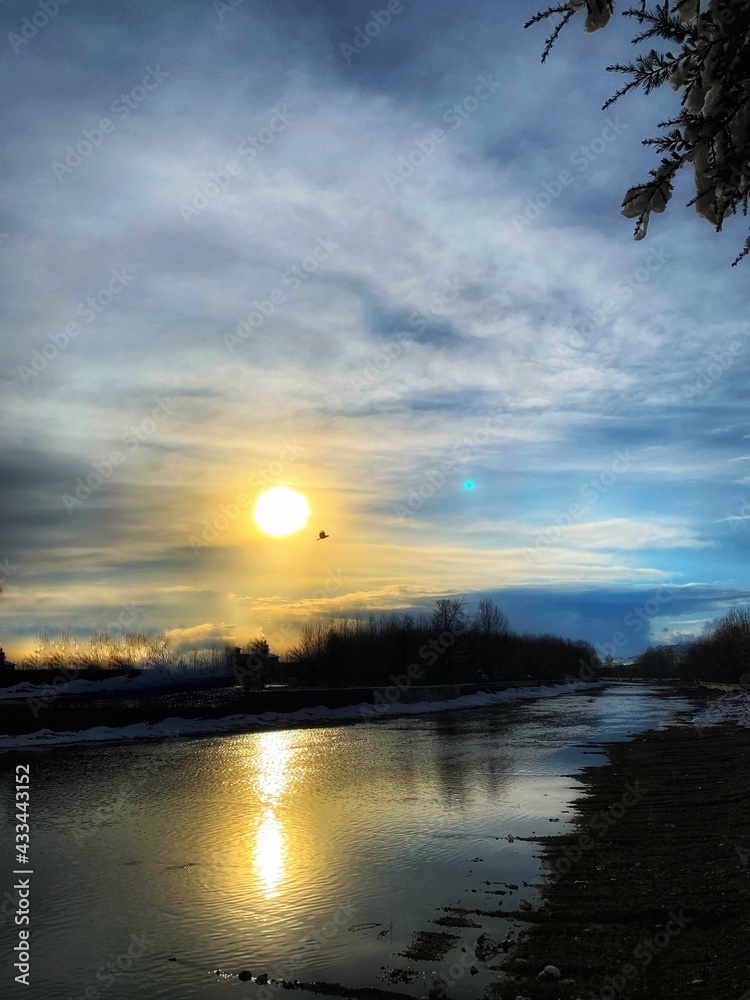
[1,0,749,662]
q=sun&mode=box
[253,487,310,537]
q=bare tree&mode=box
[246,633,270,657]
[473,599,511,637]
[430,597,469,682]
[710,605,750,676]
[431,596,468,635]
[287,621,327,662]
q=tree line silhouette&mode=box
[284,597,599,688]
[634,607,750,685]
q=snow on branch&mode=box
[526,0,750,263]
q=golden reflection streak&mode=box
[247,730,296,897]
[255,808,284,895]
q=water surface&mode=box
[0,683,692,998]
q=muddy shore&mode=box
[499,720,750,1000]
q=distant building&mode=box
[0,647,16,670]
[232,647,281,689]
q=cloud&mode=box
[533,518,712,551]
[253,583,443,616]
[0,0,748,659]
[163,622,237,647]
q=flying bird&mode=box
[317,531,329,540]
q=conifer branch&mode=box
[525,0,750,261]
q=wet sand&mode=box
[501,721,750,999]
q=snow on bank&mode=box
[0,681,602,751]
[691,690,750,728]
[0,666,231,702]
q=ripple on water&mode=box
[0,685,694,1000]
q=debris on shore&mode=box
[398,930,460,962]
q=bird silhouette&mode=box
[317,530,329,540]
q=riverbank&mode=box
[0,679,606,747]
[0,678,601,740]
[499,717,750,999]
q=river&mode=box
[0,682,693,999]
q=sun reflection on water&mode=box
[255,808,284,896]
[247,730,297,898]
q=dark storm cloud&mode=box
[464,584,750,657]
